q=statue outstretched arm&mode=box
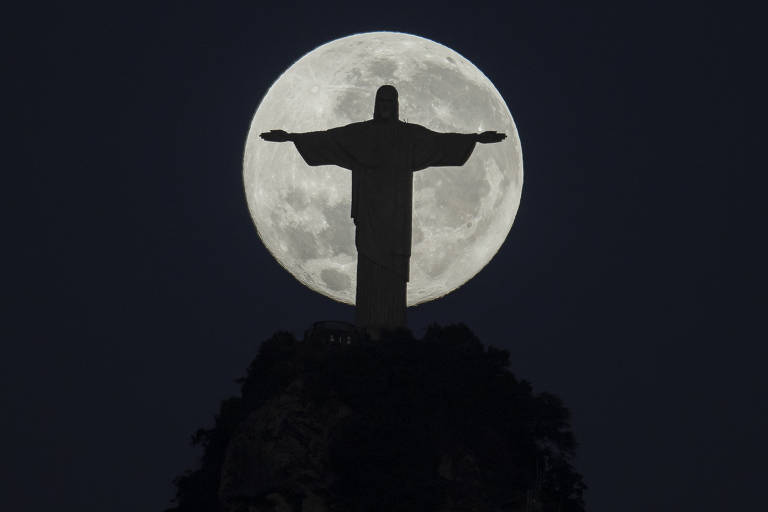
[260,130,294,142]
[261,125,362,170]
[475,131,506,144]
[412,126,505,171]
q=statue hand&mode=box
[260,130,292,142]
[477,131,506,144]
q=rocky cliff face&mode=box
[167,325,586,512]
[219,381,350,512]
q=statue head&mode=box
[373,85,399,121]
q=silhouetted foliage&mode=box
[166,324,586,511]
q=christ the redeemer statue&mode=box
[261,85,505,331]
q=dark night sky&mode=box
[5,2,764,511]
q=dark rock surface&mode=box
[219,381,351,512]
[166,324,586,512]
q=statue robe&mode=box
[292,120,478,329]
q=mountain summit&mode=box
[167,324,586,512]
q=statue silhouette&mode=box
[261,85,505,331]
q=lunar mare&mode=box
[244,32,523,306]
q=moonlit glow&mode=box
[244,32,523,305]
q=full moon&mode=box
[244,32,523,306]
